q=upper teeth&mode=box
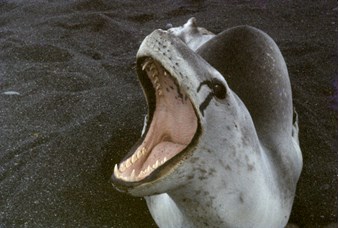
[113,146,168,182]
[142,59,163,96]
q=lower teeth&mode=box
[114,153,168,182]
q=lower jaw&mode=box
[112,122,202,194]
[113,128,194,183]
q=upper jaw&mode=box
[136,29,219,120]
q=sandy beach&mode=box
[0,1,337,227]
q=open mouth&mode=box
[113,57,199,184]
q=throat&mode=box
[167,186,225,227]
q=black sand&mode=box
[0,1,337,227]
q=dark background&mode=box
[0,0,337,227]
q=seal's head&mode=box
[111,29,251,196]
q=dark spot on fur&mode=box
[225,164,232,171]
[199,176,207,180]
[190,157,199,163]
[239,193,244,204]
[218,160,232,171]
[205,201,212,208]
[197,168,209,181]
[247,163,255,171]
[187,175,194,180]
[209,168,216,174]
[197,168,207,174]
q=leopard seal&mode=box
[111,19,302,227]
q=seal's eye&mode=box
[212,79,226,99]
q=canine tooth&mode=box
[125,159,132,168]
[141,167,148,175]
[119,162,126,172]
[164,71,168,76]
[130,169,135,178]
[137,149,143,158]
[153,160,159,169]
[150,64,156,70]
[160,157,167,165]
[121,175,129,181]
[131,153,137,163]
[138,170,144,177]
[141,147,146,155]
[114,164,120,178]
[142,61,150,71]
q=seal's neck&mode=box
[166,152,277,227]
[164,99,286,227]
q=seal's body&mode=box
[112,19,302,228]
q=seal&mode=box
[111,19,302,227]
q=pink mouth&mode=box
[113,58,198,182]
